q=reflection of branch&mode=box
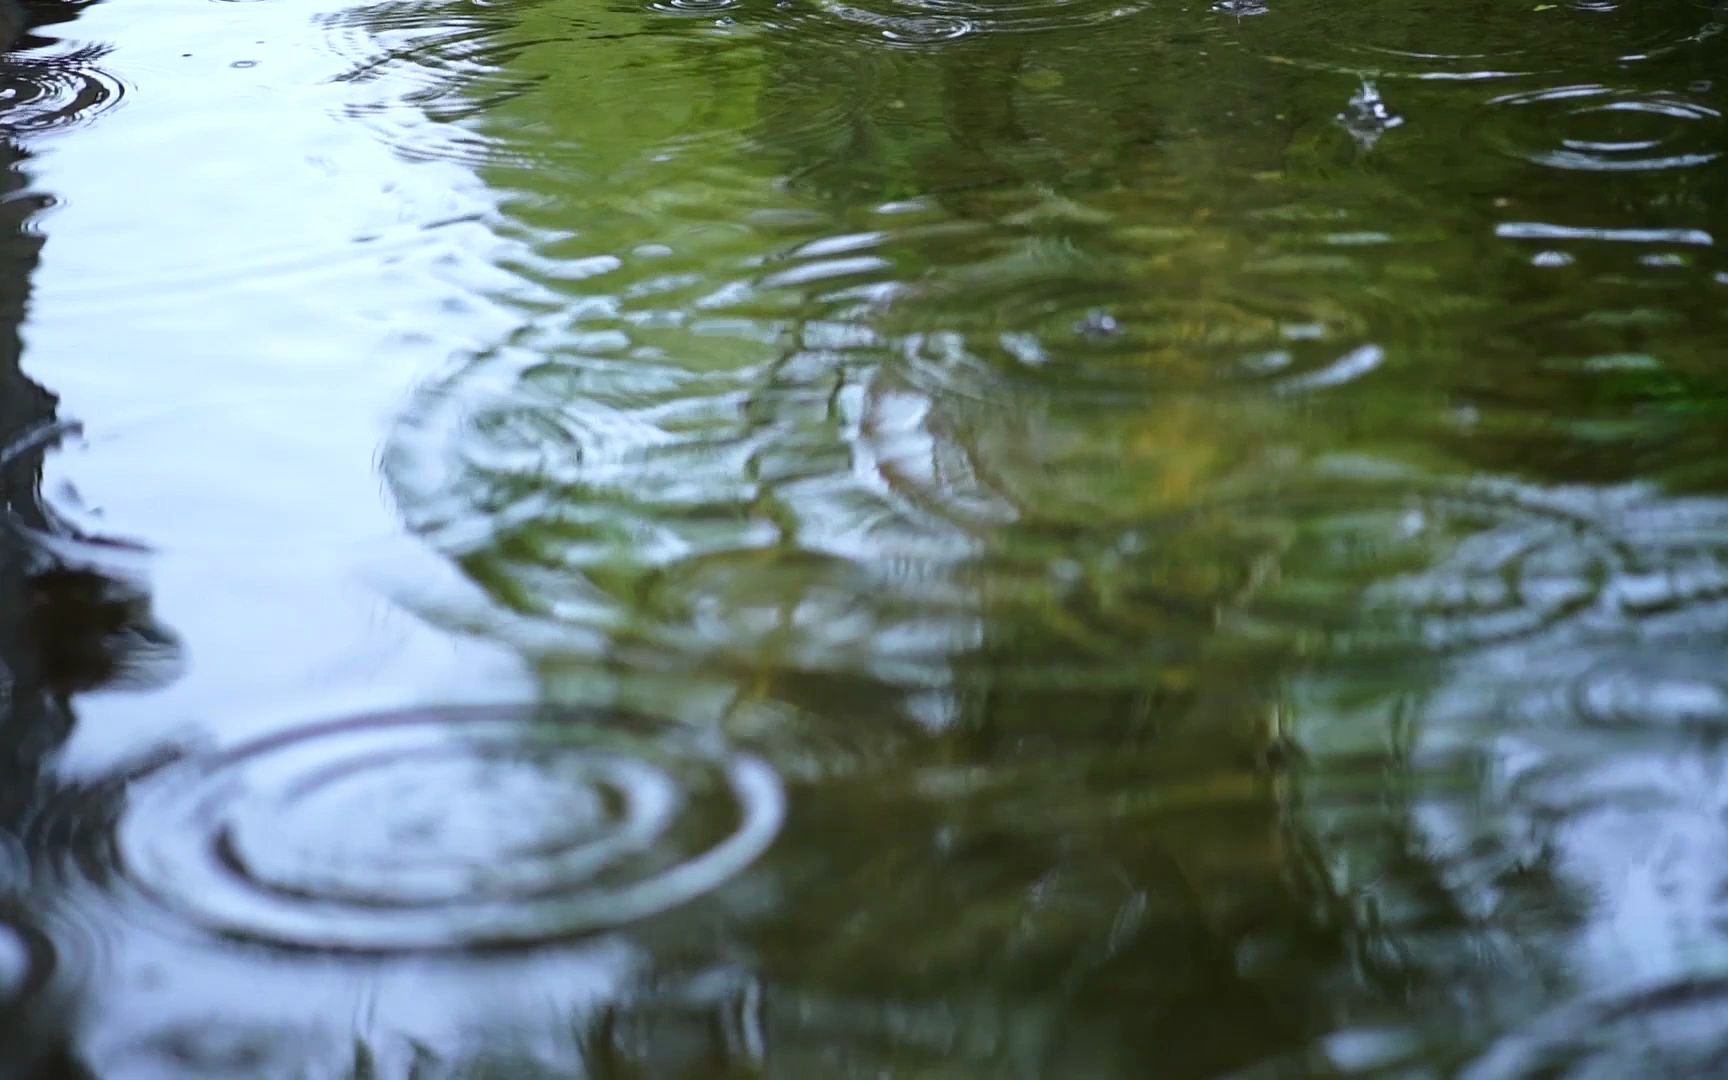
[0,418,76,470]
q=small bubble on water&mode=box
[230,60,258,69]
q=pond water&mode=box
[2,0,1727,1073]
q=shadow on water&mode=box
[0,2,179,1075]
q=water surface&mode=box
[3,0,1728,1073]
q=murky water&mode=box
[2,0,1728,1073]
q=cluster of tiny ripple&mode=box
[1228,0,1726,180]
[396,306,1649,675]
[114,707,784,951]
[380,130,1707,684]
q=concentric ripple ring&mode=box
[115,707,785,952]
[1117,483,1623,659]
[1483,85,1724,172]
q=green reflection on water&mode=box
[366,0,1728,1072]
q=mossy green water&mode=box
[348,0,1728,1071]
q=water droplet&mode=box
[1338,80,1404,150]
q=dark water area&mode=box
[2,0,1728,1074]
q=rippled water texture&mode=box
[118,707,783,951]
[6,0,1728,1073]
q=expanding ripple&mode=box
[395,336,1626,674]
[325,0,769,171]
[833,194,1455,399]
[661,0,1163,45]
[1240,0,1719,80]
[114,706,785,951]
[800,0,1150,44]
[889,287,1390,398]
[1482,85,1725,172]
[859,383,1629,660]
[1121,482,1623,659]
[0,42,126,134]
[857,368,1277,533]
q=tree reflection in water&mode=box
[369,2,1728,1072]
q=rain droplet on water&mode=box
[1338,79,1405,149]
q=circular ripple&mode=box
[864,221,1412,400]
[646,0,742,13]
[323,7,552,168]
[1111,484,1619,659]
[0,45,126,133]
[896,301,1387,399]
[799,0,1148,42]
[325,2,772,171]
[859,368,1279,536]
[863,373,1618,663]
[1484,85,1724,172]
[1464,978,1728,1079]
[397,340,1612,677]
[116,707,785,952]
[1245,0,1716,80]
